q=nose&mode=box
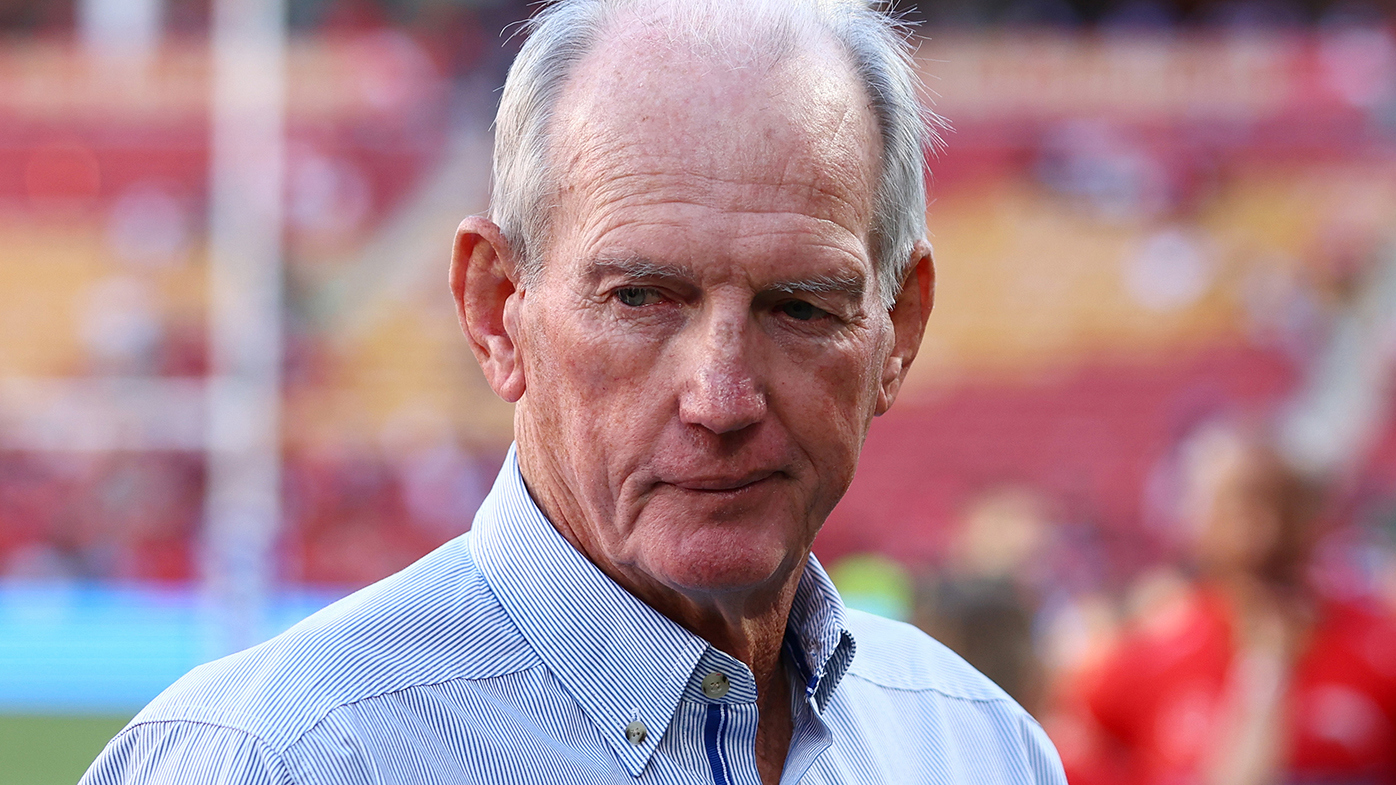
[678,311,767,435]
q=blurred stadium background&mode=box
[2,0,1395,781]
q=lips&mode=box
[668,470,778,492]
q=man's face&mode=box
[509,35,900,601]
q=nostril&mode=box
[677,314,767,432]
[680,367,767,435]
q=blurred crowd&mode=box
[880,419,1396,783]
[2,0,1396,778]
[2,0,1394,34]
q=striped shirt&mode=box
[82,446,1066,784]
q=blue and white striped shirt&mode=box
[82,447,1066,784]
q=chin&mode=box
[636,515,806,597]
[622,479,818,596]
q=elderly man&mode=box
[83,1,1065,783]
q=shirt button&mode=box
[625,720,647,746]
[702,670,731,699]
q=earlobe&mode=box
[450,216,528,403]
[875,241,934,416]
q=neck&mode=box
[1208,568,1309,608]
[610,545,802,785]
[515,432,804,785]
[514,433,809,688]
[642,566,806,690]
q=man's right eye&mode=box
[615,287,661,307]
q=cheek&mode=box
[522,297,672,438]
[768,333,885,491]
[779,323,886,417]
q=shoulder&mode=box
[843,608,1018,703]
[838,610,1066,783]
[124,535,537,754]
[81,720,292,785]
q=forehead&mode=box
[544,22,882,263]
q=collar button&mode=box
[624,720,647,746]
[701,670,731,699]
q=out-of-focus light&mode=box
[79,275,162,371]
[289,149,372,242]
[346,30,438,114]
[106,183,195,269]
[79,0,163,62]
[1319,27,1396,109]
[1123,228,1216,313]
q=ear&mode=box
[450,216,527,403]
[875,240,934,416]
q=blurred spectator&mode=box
[1035,121,1174,222]
[1058,422,1396,785]
[916,485,1051,715]
[1,453,200,582]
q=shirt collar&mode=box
[469,445,856,776]
[786,553,856,713]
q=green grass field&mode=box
[0,715,131,785]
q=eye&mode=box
[615,287,662,307]
[777,300,827,321]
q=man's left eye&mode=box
[615,287,662,307]
[778,300,827,321]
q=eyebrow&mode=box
[770,272,865,300]
[586,257,694,283]
[586,256,866,300]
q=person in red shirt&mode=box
[1058,423,1396,785]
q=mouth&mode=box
[668,471,779,493]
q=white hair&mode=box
[491,0,939,309]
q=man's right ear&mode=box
[450,216,527,403]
